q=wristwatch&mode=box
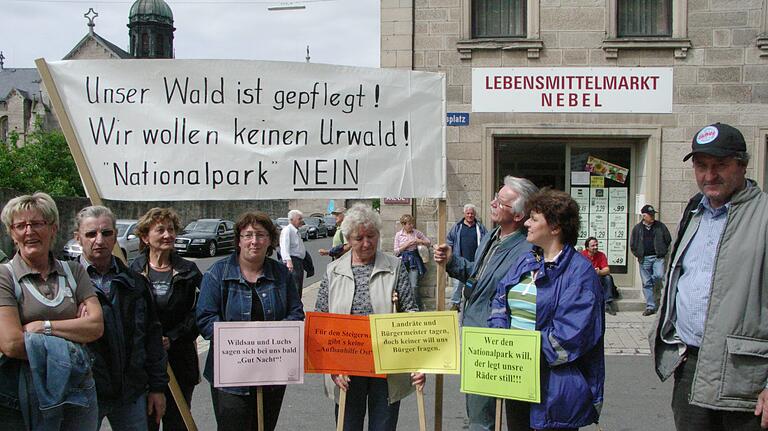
[43,320,52,336]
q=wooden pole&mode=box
[495,399,503,431]
[433,199,447,431]
[256,386,264,431]
[417,388,427,431]
[167,365,198,431]
[336,387,347,431]
[35,58,196,430]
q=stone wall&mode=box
[381,0,768,292]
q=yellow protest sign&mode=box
[460,327,541,403]
[368,311,459,374]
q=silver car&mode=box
[62,219,141,262]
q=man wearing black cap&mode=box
[652,123,768,430]
[630,203,671,315]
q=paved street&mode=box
[105,239,674,430]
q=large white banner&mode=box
[472,67,673,113]
[44,60,446,200]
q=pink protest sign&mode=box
[213,321,305,387]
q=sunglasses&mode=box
[83,229,116,239]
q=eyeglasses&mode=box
[241,232,270,242]
[492,193,514,210]
[11,220,49,233]
[83,229,115,239]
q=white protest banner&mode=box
[41,59,446,200]
[473,67,673,113]
[213,321,304,387]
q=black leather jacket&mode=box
[131,252,202,386]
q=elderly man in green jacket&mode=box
[651,123,768,430]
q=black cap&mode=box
[683,123,746,161]
[641,204,656,215]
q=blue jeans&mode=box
[35,384,99,431]
[599,275,614,303]
[98,393,148,431]
[466,393,494,431]
[450,278,463,305]
[407,268,422,310]
[334,376,400,431]
[639,256,664,310]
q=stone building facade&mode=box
[380,0,768,309]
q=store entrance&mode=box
[494,138,634,285]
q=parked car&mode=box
[174,219,236,257]
[304,216,329,239]
[275,217,309,241]
[61,219,140,262]
[323,215,337,236]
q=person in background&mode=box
[490,188,605,431]
[0,192,103,430]
[446,203,487,312]
[74,205,168,429]
[652,123,768,430]
[433,176,538,431]
[132,208,202,431]
[197,211,304,431]
[315,204,424,431]
[629,204,671,316]
[581,237,618,315]
[279,209,307,297]
[393,214,431,310]
[319,207,350,260]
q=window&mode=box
[0,116,7,143]
[141,33,149,55]
[472,0,526,38]
[603,0,690,59]
[156,35,165,57]
[617,0,671,37]
[458,0,542,60]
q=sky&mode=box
[1,0,380,69]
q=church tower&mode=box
[128,0,175,58]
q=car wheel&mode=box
[207,241,217,257]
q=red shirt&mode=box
[581,249,608,270]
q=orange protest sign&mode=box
[304,312,384,378]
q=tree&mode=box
[0,119,85,197]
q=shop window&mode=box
[472,0,526,38]
[457,0,542,60]
[617,0,671,37]
[602,0,690,59]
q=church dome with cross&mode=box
[128,0,175,58]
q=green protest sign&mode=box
[460,327,541,403]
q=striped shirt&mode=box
[506,271,537,330]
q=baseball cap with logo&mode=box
[683,123,747,161]
[641,204,656,215]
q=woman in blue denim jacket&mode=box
[196,211,304,431]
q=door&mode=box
[494,138,635,286]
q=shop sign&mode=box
[472,67,673,113]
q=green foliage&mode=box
[0,120,85,197]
